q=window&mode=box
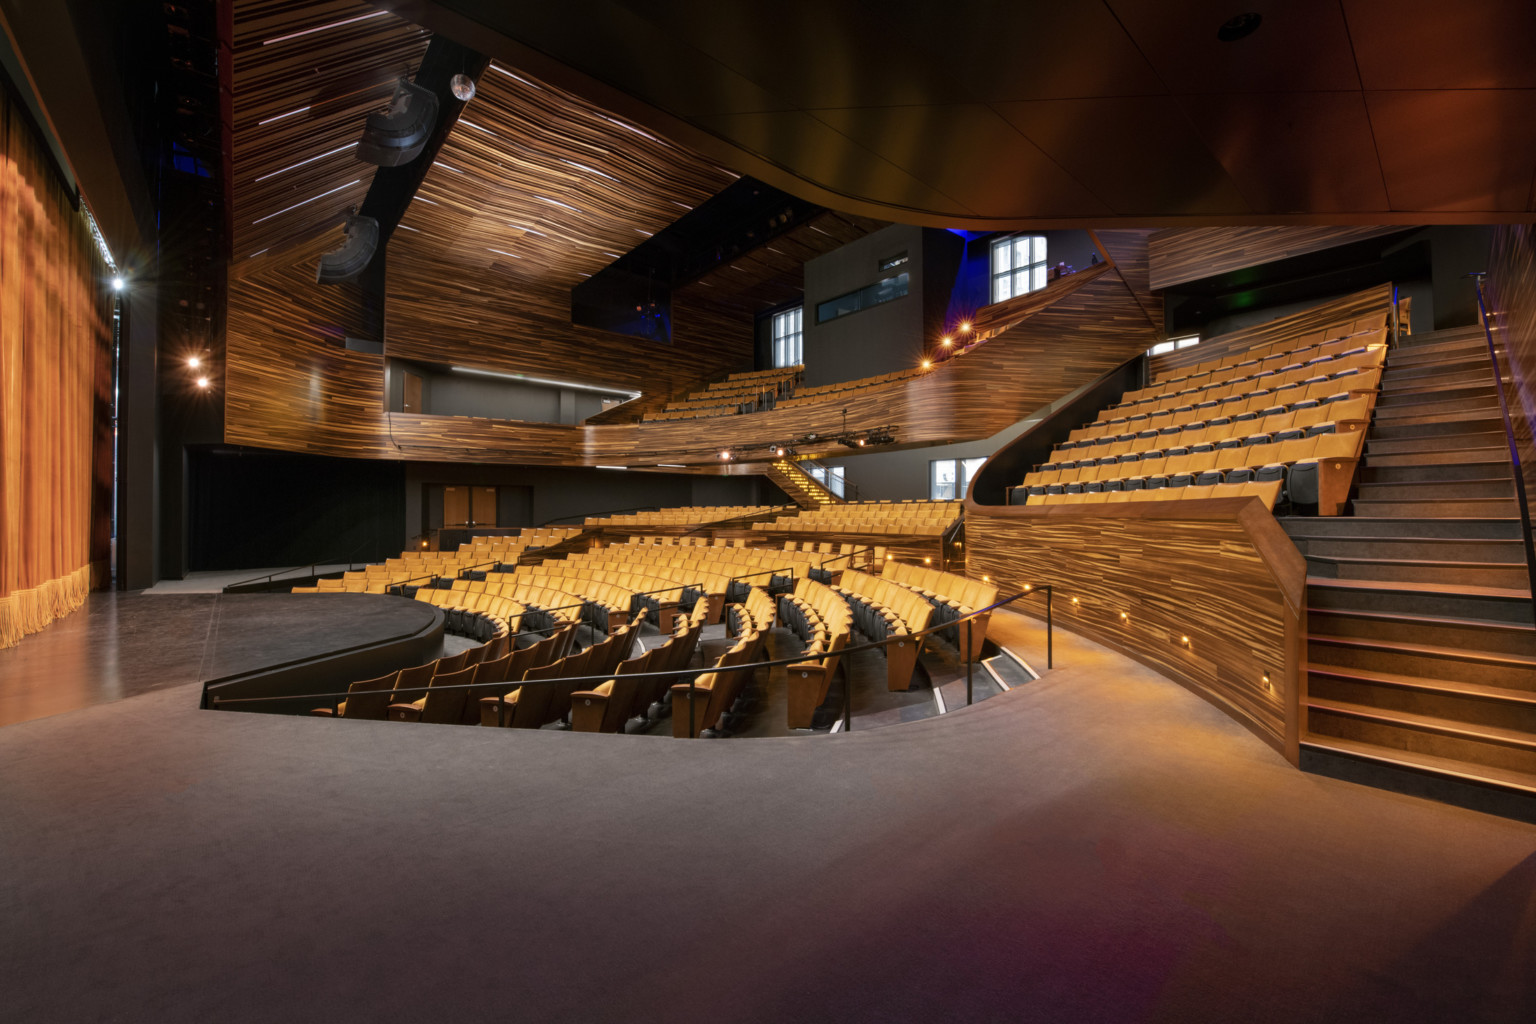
[878,252,908,271]
[991,235,1047,303]
[929,457,986,500]
[772,307,803,367]
[1148,335,1199,357]
[816,272,909,324]
[807,463,846,498]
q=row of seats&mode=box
[584,505,778,527]
[453,527,582,560]
[777,367,924,408]
[1027,479,1282,508]
[518,561,729,629]
[829,569,934,692]
[647,366,802,421]
[417,579,585,641]
[1057,393,1371,460]
[669,598,770,738]
[569,605,710,733]
[1148,315,1387,389]
[779,577,853,729]
[881,561,998,660]
[754,500,960,538]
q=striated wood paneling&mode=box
[964,500,1307,762]
[1147,283,1393,379]
[1147,226,1408,291]
[230,0,430,262]
[1091,229,1162,335]
[225,253,1157,463]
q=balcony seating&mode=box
[829,569,934,691]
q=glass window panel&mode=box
[960,457,986,495]
[1032,265,1047,291]
[1032,235,1047,263]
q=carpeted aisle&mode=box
[1,609,1533,1022]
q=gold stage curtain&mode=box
[0,86,113,649]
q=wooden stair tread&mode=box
[1305,576,1533,601]
[1302,735,1536,795]
[1307,634,1536,670]
[1305,606,1536,637]
[1307,664,1536,705]
[1304,554,1525,571]
[1308,697,1536,751]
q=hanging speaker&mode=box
[357,78,439,167]
[317,214,379,284]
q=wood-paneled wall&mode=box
[1147,283,1393,379]
[0,88,114,648]
[1090,229,1162,335]
[1147,226,1409,291]
[1484,226,1536,573]
[225,250,1158,464]
[964,500,1307,762]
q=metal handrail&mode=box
[208,587,1053,733]
[1470,273,1536,619]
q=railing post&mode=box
[964,616,974,705]
[1046,586,1053,669]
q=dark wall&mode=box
[941,229,1099,331]
[385,360,625,424]
[402,463,765,544]
[187,447,406,571]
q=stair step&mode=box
[1373,395,1502,419]
[1387,337,1493,363]
[1305,577,1534,623]
[1292,534,1527,562]
[1358,456,1509,479]
[1307,635,1536,689]
[1307,606,1536,656]
[1375,382,1497,406]
[1307,697,1536,775]
[1303,554,1531,588]
[1281,515,1523,540]
[1350,497,1521,518]
[1368,415,1505,438]
[1309,668,1536,733]
[1365,432,1509,455]
[1300,736,1536,812]
[1355,478,1513,501]
[1380,364,1494,390]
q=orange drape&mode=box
[0,87,112,649]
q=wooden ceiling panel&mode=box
[229,0,430,261]
[1366,89,1536,213]
[1344,0,1536,91]
[392,63,736,288]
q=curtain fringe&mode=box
[0,565,92,649]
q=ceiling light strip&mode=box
[251,180,362,224]
[262,10,387,46]
[257,105,312,126]
[253,142,357,182]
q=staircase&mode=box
[1280,325,1536,813]
[763,459,842,509]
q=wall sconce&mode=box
[1179,635,1190,647]
[1070,596,1079,605]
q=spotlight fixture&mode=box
[941,335,952,347]
[357,78,439,166]
[921,359,932,369]
[111,276,126,292]
[195,376,210,389]
[188,356,201,369]
[1217,12,1262,42]
[959,321,972,333]
[450,73,476,101]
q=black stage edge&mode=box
[200,594,443,715]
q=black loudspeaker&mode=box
[317,214,379,284]
[356,78,439,167]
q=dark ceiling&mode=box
[387,0,1536,229]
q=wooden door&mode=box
[471,487,497,525]
[443,485,469,527]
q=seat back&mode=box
[419,666,475,725]
[434,650,470,675]
[505,658,564,728]
[393,661,436,704]
[461,653,516,725]
[600,649,655,732]
[337,672,398,720]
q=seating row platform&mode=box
[584,505,779,527]
[753,500,961,538]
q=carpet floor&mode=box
[1,609,1533,1022]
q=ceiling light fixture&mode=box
[1217,12,1262,42]
[450,74,476,101]
[252,180,361,224]
[262,10,385,46]
[253,142,357,183]
[257,105,311,126]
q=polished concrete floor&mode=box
[0,592,438,727]
[2,607,1533,1022]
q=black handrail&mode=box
[208,587,1052,732]
[1470,273,1536,619]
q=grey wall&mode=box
[802,223,926,387]
[386,360,627,424]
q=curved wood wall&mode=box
[964,499,1306,763]
[0,88,113,648]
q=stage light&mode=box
[450,74,476,101]
[188,356,201,369]
[195,376,209,389]
[111,276,125,292]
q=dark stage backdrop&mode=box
[187,448,405,571]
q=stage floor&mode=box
[0,592,441,727]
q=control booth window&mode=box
[816,272,909,324]
[930,457,986,500]
[772,306,803,367]
[991,234,1047,303]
